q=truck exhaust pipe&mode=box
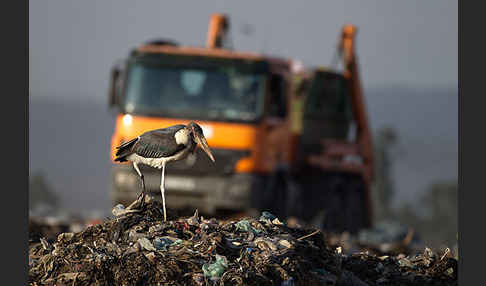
[206,13,230,49]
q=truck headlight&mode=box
[122,114,133,126]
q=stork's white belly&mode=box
[127,148,191,169]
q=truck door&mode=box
[256,73,290,172]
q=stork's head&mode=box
[187,121,215,162]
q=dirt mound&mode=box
[29,200,457,285]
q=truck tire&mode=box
[294,170,367,234]
[320,173,347,233]
[261,167,289,219]
[340,174,367,234]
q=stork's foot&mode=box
[127,192,146,211]
[126,192,154,211]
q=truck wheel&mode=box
[341,174,367,234]
[263,167,289,219]
[251,166,291,219]
[320,173,367,234]
[320,173,347,233]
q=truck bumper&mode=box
[111,165,253,214]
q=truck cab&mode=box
[108,15,374,233]
[108,35,292,214]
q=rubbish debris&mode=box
[234,219,262,234]
[138,237,157,252]
[29,200,457,285]
[153,236,181,251]
[112,203,140,217]
[259,211,277,224]
[202,254,228,280]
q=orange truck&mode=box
[108,14,374,233]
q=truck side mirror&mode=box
[108,64,123,108]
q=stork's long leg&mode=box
[160,162,167,221]
[132,162,146,208]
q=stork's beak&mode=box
[195,132,215,162]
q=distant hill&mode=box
[29,85,457,212]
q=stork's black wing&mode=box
[134,125,187,158]
[114,137,138,162]
[114,124,187,162]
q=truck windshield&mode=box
[123,59,267,122]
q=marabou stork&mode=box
[114,121,215,221]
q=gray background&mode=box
[29,0,457,212]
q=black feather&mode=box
[134,126,186,158]
[114,137,138,162]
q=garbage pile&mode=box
[29,200,457,286]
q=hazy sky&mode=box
[30,0,457,100]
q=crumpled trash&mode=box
[40,237,53,251]
[112,204,139,217]
[278,239,292,249]
[144,251,156,262]
[398,257,414,268]
[272,218,285,225]
[199,218,219,232]
[260,211,277,222]
[186,209,199,226]
[225,238,244,249]
[128,229,147,242]
[192,273,205,286]
[422,247,435,267]
[137,237,156,252]
[202,254,228,280]
[254,237,278,251]
[153,237,173,251]
[57,232,74,243]
[235,219,262,234]
[259,211,285,225]
[153,236,182,251]
[424,247,434,258]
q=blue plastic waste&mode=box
[202,255,228,280]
